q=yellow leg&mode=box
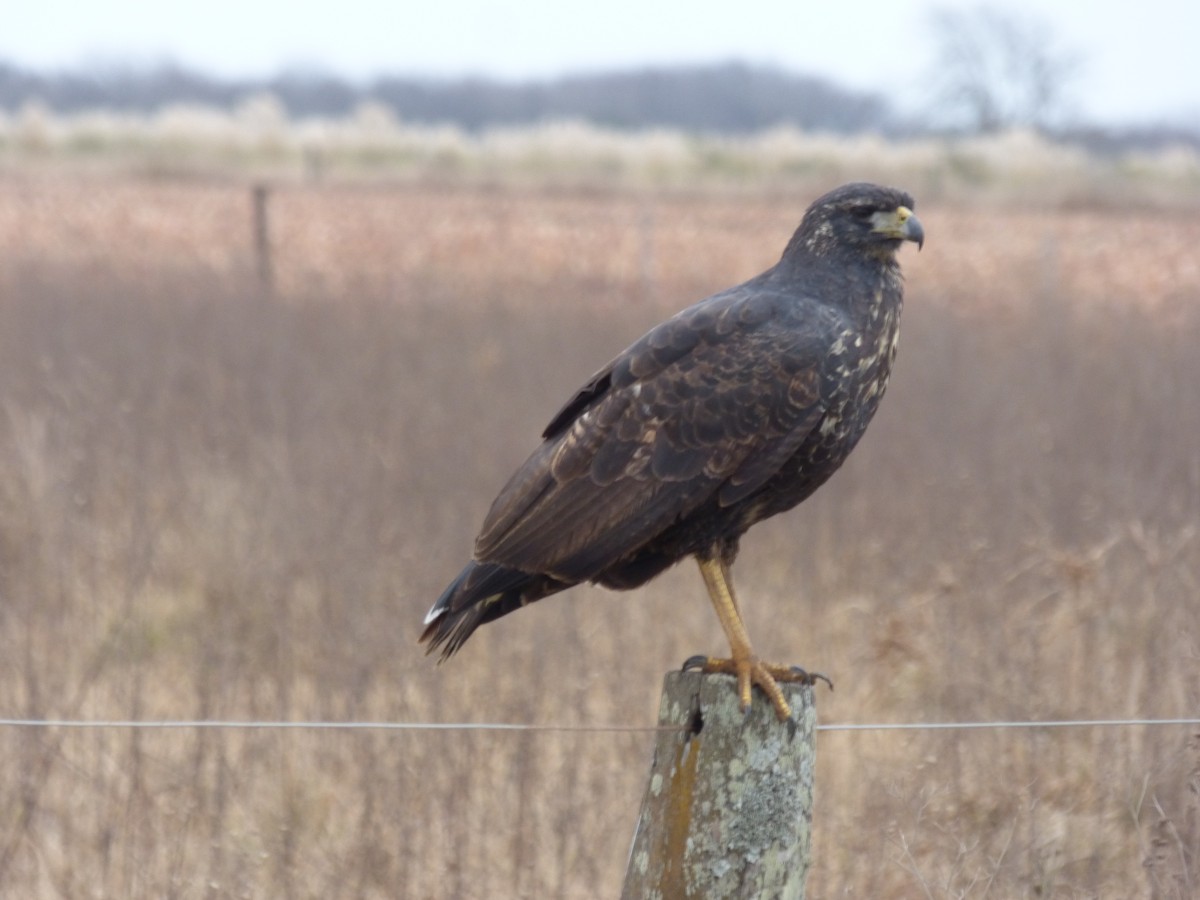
[694,556,798,721]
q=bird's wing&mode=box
[474,287,839,582]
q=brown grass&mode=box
[0,172,1198,898]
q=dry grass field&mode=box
[0,172,1198,898]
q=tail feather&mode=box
[420,561,571,659]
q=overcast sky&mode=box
[5,0,1198,127]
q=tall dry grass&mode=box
[0,175,1197,897]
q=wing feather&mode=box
[474,285,837,582]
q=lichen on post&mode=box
[622,670,817,900]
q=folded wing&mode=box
[474,286,838,582]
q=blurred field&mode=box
[7,102,1200,210]
[0,172,1198,898]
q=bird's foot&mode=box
[681,655,832,721]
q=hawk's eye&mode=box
[849,204,876,220]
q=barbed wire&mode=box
[0,717,1196,733]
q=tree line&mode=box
[0,60,892,136]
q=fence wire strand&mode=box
[0,717,1196,733]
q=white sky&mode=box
[4,0,1198,127]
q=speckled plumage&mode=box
[422,182,923,666]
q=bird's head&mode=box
[787,182,924,261]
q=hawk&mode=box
[421,182,924,719]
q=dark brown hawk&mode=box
[421,182,924,719]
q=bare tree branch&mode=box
[926,5,1082,133]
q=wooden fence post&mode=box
[251,183,272,292]
[622,670,816,900]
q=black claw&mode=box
[791,666,834,691]
[681,654,709,672]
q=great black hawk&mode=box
[421,182,924,720]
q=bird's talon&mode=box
[738,682,753,713]
[680,655,821,717]
[789,666,834,691]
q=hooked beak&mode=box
[872,205,924,250]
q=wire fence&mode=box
[0,716,1197,732]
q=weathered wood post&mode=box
[251,183,272,292]
[622,670,816,900]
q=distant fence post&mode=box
[251,183,272,292]
[622,671,816,900]
[638,200,656,304]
